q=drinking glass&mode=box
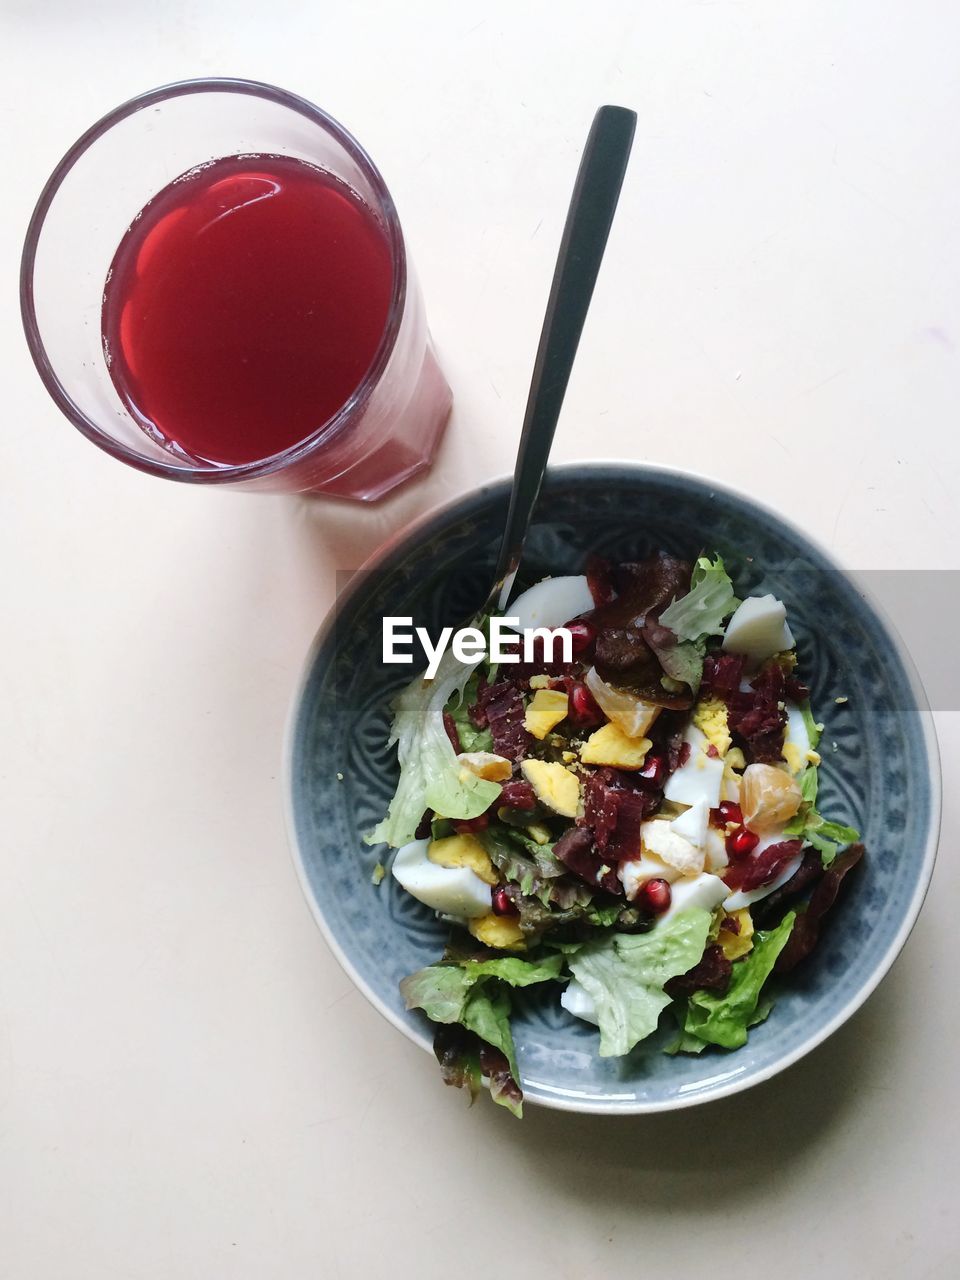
[20,78,452,499]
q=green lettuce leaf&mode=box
[805,816,861,866]
[658,554,739,643]
[499,827,564,876]
[800,700,823,750]
[513,891,627,941]
[783,814,805,838]
[783,742,859,866]
[400,952,564,1019]
[749,993,776,1029]
[458,953,564,986]
[647,633,706,693]
[583,900,625,928]
[783,791,860,866]
[783,762,819,833]
[669,989,776,1055]
[486,821,653,934]
[400,951,566,1117]
[461,985,521,1114]
[399,963,473,1024]
[367,649,502,848]
[480,826,580,909]
[430,815,454,841]
[796,763,819,806]
[664,1025,709,1055]
[683,911,796,1049]
[446,671,494,753]
[568,908,712,1057]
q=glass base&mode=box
[303,343,452,501]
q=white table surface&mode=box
[2,4,958,1277]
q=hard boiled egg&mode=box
[520,758,581,817]
[704,826,729,873]
[692,698,732,757]
[660,872,729,924]
[781,703,813,774]
[618,851,684,899]
[670,799,709,850]
[640,819,704,875]
[722,595,795,668]
[391,839,492,919]
[663,725,725,809]
[560,978,600,1026]
[580,722,652,769]
[505,575,595,632]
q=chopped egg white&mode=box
[722,595,795,668]
[781,704,812,774]
[618,851,683,899]
[560,978,599,1026]
[659,872,729,924]
[704,826,729,873]
[640,819,704,875]
[663,725,725,809]
[457,750,513,782]
[391,839,492,919]
[505,575,595,633]
[669,799,709,850]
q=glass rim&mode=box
[19,76,409,485]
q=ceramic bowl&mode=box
[285,463,940,1113]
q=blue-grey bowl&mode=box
[285,463,940,1114]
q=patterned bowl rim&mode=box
[283,460,942,1115]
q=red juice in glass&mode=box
[22,81,452,498]
[103,155,396,467]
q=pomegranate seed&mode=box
[639,878,672,914]
[491,886,518,916]
[453,813,489,834]
[726,825,759,858]
[569,681,604,725]
[564,620,597,655]
[637,752,666,788]
[714,801,743,827]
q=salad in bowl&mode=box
[369,550,863,1116]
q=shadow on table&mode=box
[282,412,469,591]
[493,964,905,1211]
